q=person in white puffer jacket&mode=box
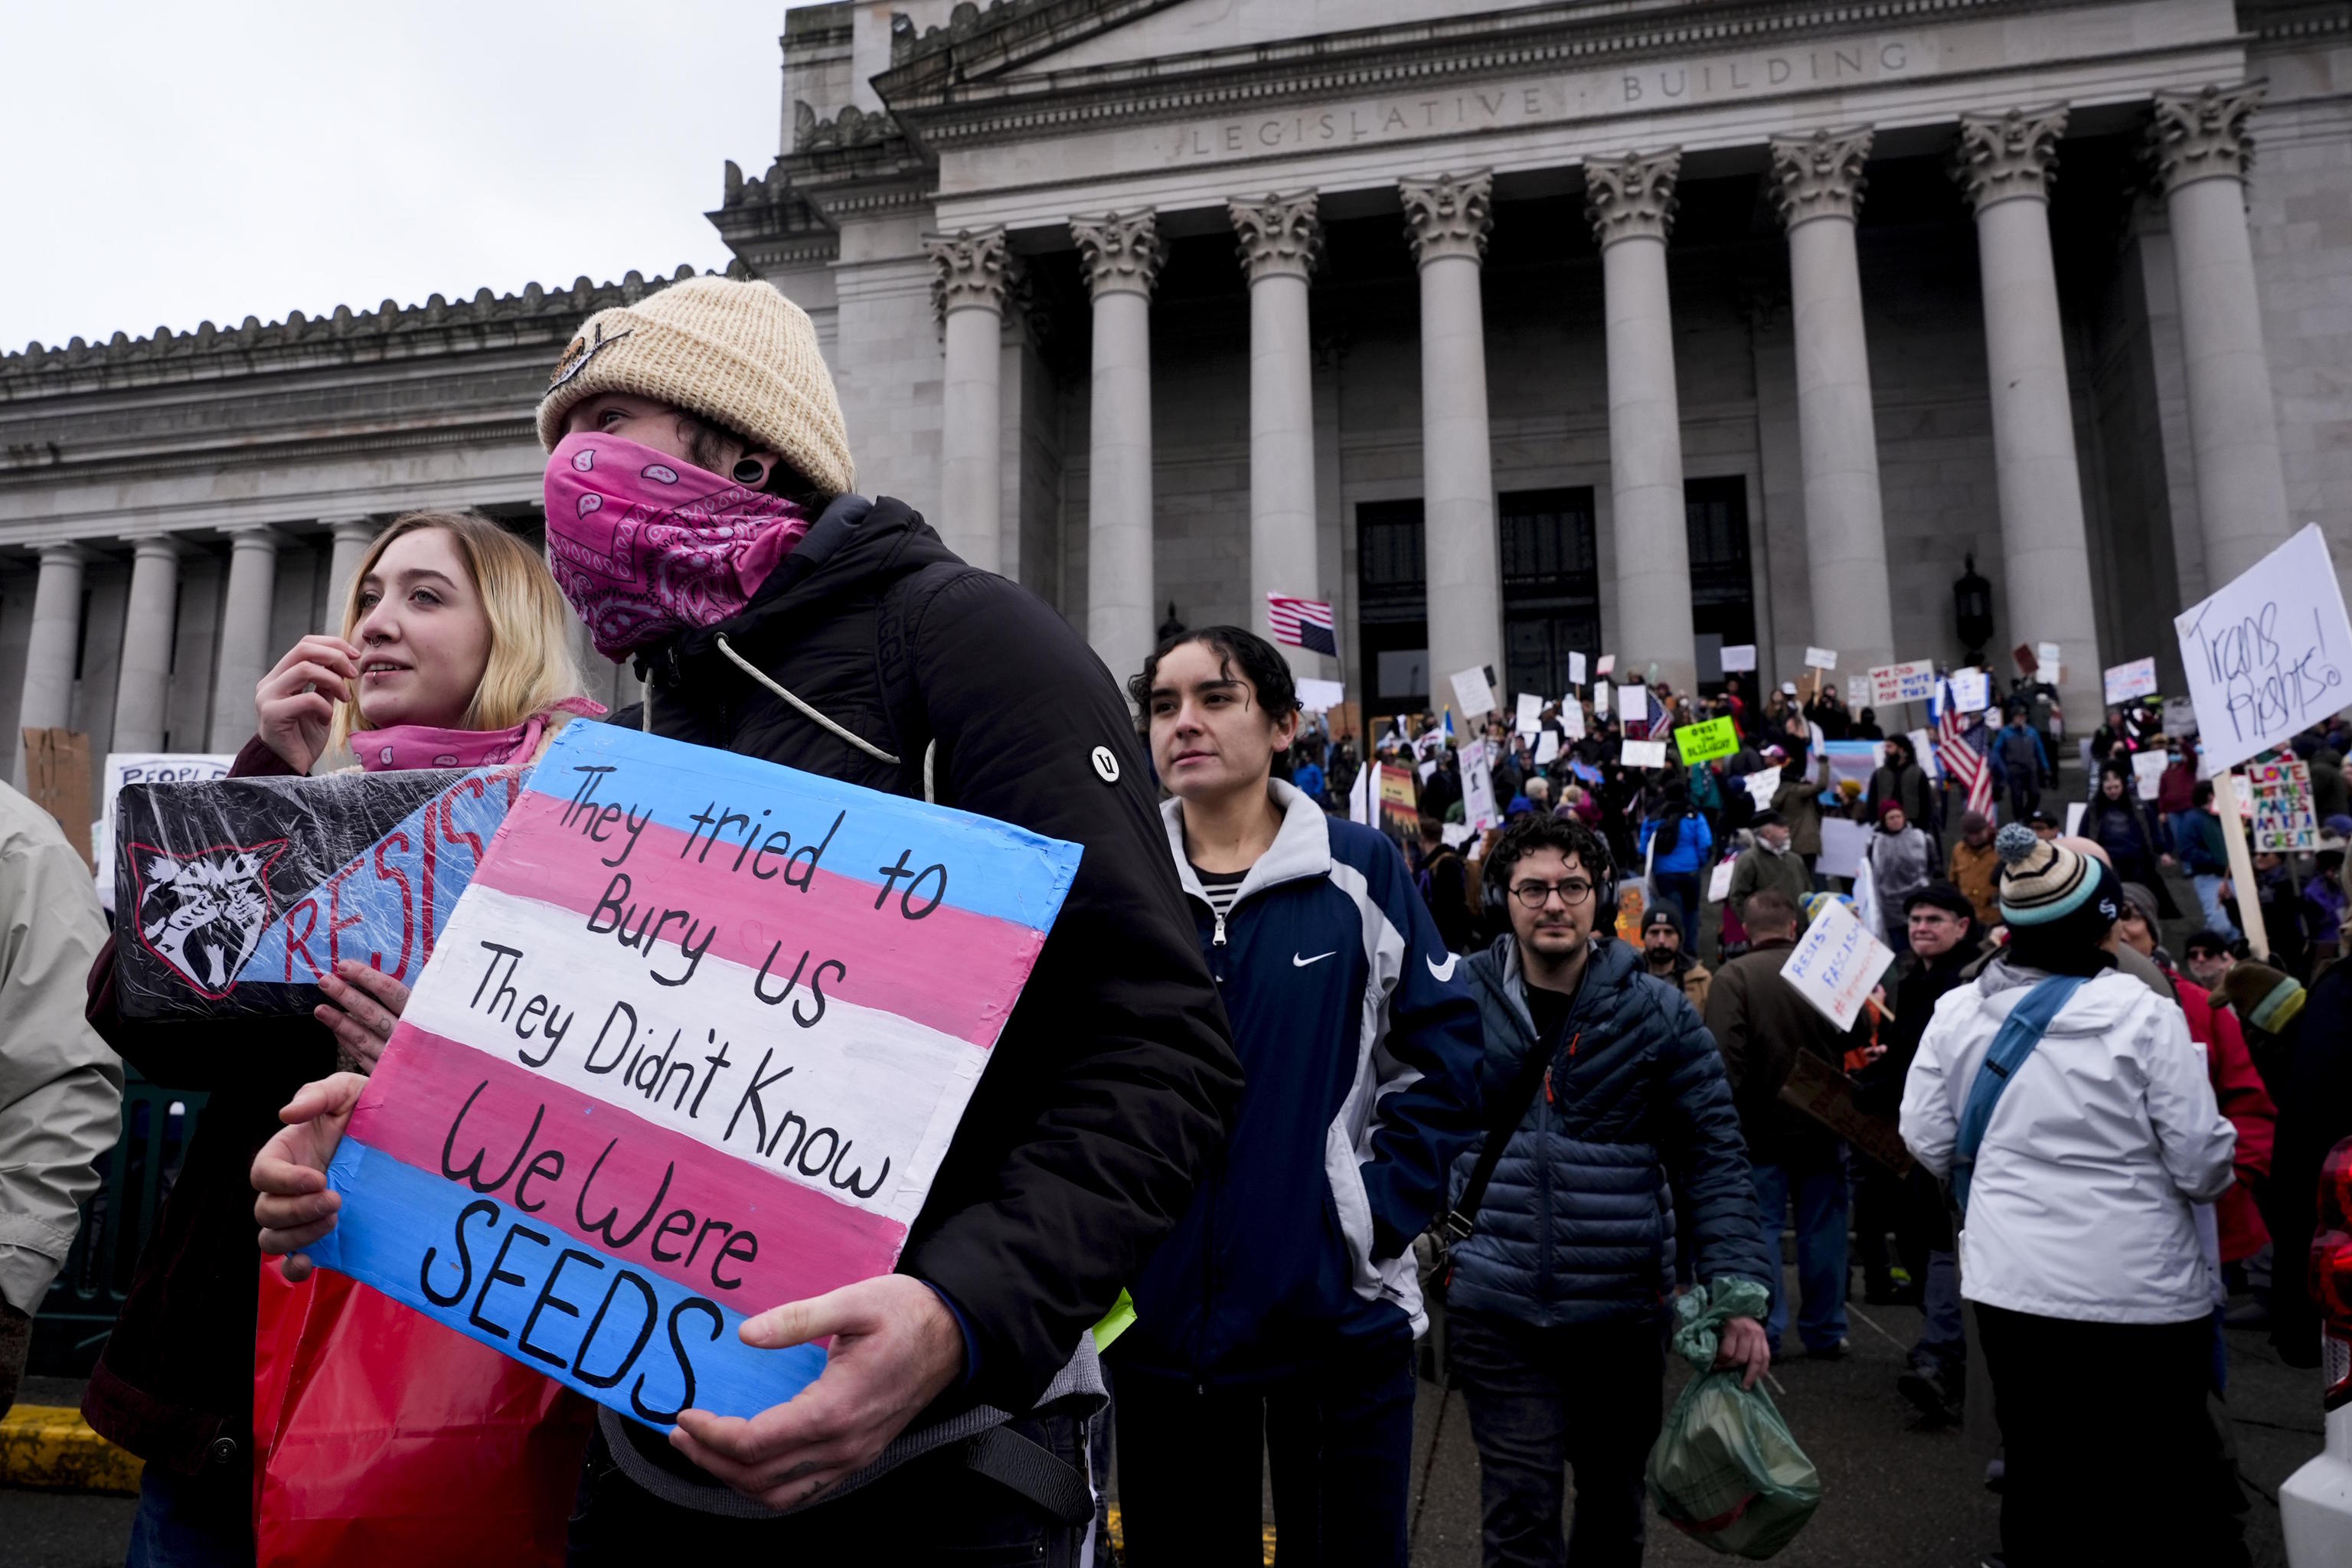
[1901,824,2243,1568]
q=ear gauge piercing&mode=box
[732,459,766,485]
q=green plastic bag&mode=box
[1645,1279,1822,1559]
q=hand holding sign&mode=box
[2174,524,2352,773]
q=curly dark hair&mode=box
[1125,625,1301,733]
[1481,812,1614,893]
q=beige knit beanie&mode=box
[534,276,854,498]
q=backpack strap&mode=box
[1950,975,2087,1216]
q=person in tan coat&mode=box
[1948,810,2001,929]
[0,779,122,1414]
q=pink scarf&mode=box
[543,432,812,660]
[354,697,607,773]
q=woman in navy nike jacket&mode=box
[1114,626,1486,1568]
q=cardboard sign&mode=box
[1619,683,1648,723]
[2174,524,2352,774]
[1535,730,1560,766]
[1779,894,1896,1033]
[93,752,237,911]
[1779,1048,1912,1175]
[1295,677,1346,714]
[2012,642,2040,678]
[1720,644,1757,673]
[1620,739,1668,769]
[1514,692,1544,734]
[1449,666,1498,721]
[1708,858,1735,903]
[1596,655,1617,678]
[1675,717,1740,765]
[1847,675,1873,710]
[22,728,94,869]
[306,723,1080,1431]
[2102,657,2158,707]
[1594,684,1612,717]
[1907,729,1940,781]
[1561,702,1586,740]
[1568,652,1588,688]
[1460,739,1499,829]
[1745,771,1780,813]
[2250,756,2320,852]
[1441,823,1475,849]
[1949,670,1991,714]
[114,766,525,1019]
[1868,661,1938,709]
[2037,642,2063,675]
[1377,764,1421,835]
[1805,647,1838,671]
[2132,749,2170,802]
[2162,697,2198,739]
[1818,817,1871,881]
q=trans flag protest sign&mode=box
[115,766,525,1020]
[304,723,1081,1428]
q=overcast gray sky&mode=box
[0,1,799,352]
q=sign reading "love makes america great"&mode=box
[306,723,1081,1428]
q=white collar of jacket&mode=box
[1160,778,1331,910]
[1974,956,2146,1033]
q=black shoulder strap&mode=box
[872,570,939,803]
[1443,995,1559,1243]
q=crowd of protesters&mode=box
[0,266,2344,1568]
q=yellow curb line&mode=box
[0,1404,144,1495]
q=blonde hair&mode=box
[328,510,585,756]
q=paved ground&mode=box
[11,1297,2322,1567]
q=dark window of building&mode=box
[1356,498,1429,708]
[1684,476,1756,694]
[1499,487,1599,700]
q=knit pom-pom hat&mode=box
[535,276,854,498]
[1994,822,2093,926]
[2221,959,2308,1036]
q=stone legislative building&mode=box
[3,0,2348,811]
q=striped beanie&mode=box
[1994,823,2098,926]
[2221,960,2308,1036]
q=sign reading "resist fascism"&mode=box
[306,724,1081,1429]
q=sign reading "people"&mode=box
[305,723,1081,1429]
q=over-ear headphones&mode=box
[1479,819,1619,933]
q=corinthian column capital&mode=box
[2149,83,2263,193]
[1585,150,1681,247]
[1769,126,1874,228]
[1399,171,1494,267]
[923,226,1011,319]
[1228,191,1322,283]
[1953,106,2069,212]
[1071,211,1165,299]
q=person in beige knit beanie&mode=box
[254,270,1243,1558]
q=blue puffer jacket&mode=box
[1121,783,1488,1384]
[1446,933,1770,1327]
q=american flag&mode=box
[1266,593,1338,657]
[1933,678,1996,818]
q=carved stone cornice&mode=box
[1228,191,1322,284]
[2149,83,2263,193]
[1768,126,1874,228]
[1953,106,2068,212]
[1071,211,1165,299]
[1585,150,1681,247]
[1400,171,1494,268]
[924,227,1012,319]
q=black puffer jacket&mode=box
[1447,935,1769,1327]
[615,495,1240,1413]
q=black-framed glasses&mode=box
[1510,878,1596,909]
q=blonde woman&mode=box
[86,509,593,1566]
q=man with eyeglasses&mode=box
[1441,815,1770,1567]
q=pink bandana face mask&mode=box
[355,697,608,773]
[543,431,812,661]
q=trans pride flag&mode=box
[305,722,1081,1427]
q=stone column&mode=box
[1588,150,1699,695]
[112,536,181,753]
[211,527,281,751]
[1230,191,1325,679]
[15,544,86,786]
[2151,84,2291,588]
[1400,171,1500,712]
[1954,106,2103,722]
[322,518,376,631]
[926,227,1011,575]
[1769,127,1896,678]
[1071,211,1164,689]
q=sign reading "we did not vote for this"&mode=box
[305,723,1082,1429]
